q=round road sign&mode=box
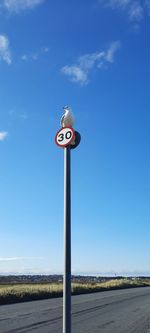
[70,131,81,149]
[55,127,75,148]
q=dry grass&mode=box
[0,278,150,305]
[72,278,150,294]
[0,283,63,304]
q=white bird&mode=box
[61,106,75,128]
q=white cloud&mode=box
[0,256,43,261]
[61,41,121,85]
[3,0,45,13]
[0,131,8,141]
[42,46,49,53]
[145,0,150,14]
[100,0,150,22]
[104,0,131,9]
[0,35,12,65]
[105,40,121,62]
[21,47,49,62]
[21,54,28,61]
[78,51,105,70]
[21,53,38,61]
[0,257,23,261]
[62,65,88,85]
[129,1,144,21]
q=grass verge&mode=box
[0,278,150,305]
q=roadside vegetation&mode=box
[1,278,150,305]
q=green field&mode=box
[0,278,150,305]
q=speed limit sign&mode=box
[55,127,75,148]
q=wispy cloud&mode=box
[3,0,45,13]
[0,257,43,261]
[21,55,27,61]
[61,41,121,85]
[145,0,150,14]
[21,53,38,61]
[0,131,8,141]
[100,0,150,22]
[128,2,144,21]
[62,65,88,85]
[0,35,12,65]
[8,108,28,121]
[21,46,49,62]
[103,0,131,9]
[105,40,121,62]
[0,257,25,261]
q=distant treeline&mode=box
[0,275,150,284]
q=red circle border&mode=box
[55,126,75,148]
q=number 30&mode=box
[58,131,72,142]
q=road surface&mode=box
[1,287,150,332]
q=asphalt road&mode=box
[1,287,150,333]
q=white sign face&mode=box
[55,127,75,148]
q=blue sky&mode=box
[0,0,150,276]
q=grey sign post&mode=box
[63,144,71,333]
[55,106,81,333]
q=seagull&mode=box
[61,106,75,128]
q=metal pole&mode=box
[63,145,71,333]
